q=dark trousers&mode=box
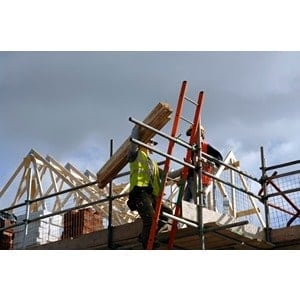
[128,186,172,248]
[183,176,208,205]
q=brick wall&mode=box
[0,219,15,250]
[62,208,104,239]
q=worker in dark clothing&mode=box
[127,127,173,249]
[184,125,223,204]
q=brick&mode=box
[62,208,104,239]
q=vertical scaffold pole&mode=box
[108,139,114,248]
[23,168,32,249]
[196,119,205,250]
[260,146,271,242]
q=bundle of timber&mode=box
[97,102,173,188]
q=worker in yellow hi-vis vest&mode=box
[127,126,172,249]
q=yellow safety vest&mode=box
[129,150,161,196]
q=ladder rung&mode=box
[184,96,198,106]
[180,116,193,125]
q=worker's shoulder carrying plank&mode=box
[96,102,173,189]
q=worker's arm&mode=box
[207,144,223,168]
[127,126,139,162]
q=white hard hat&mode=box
[200,125,205,134]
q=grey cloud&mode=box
[1,51,300,182]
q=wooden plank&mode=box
[205,232,241,249]
[205,222,274,249]
[96,102,173,188]
[271,224,300,244]
[27,218,282,250]
[236,207,260,218]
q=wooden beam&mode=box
[271,224,300,244]
[96,102,173,188]
[236,207,260,218]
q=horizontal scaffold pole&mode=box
[0,180,98,214]
[0,191,130,233]
[162,211,249,232]
[263,159,300,172]
[129,117,191,150]
[202,152,260,183]
[130,138,195,169]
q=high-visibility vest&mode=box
[129,150,161,196]
[201,142,213,186]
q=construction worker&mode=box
[127,126,172,249]
[184,124,223,204]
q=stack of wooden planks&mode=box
[96,102,173,189]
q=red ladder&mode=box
[146,81,205,249]
[167,92,204,249]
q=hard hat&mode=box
[200,125,205,135]
[186,125,205,136]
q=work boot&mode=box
[138,233,144,245]
[153,241,160,249]
[138,234,160,249]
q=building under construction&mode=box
[1,81,300,250]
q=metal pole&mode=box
[267,187,300,198]
[163,211,198,228]
[203,152,260,182]
[196,124,205,250]
[0,191,130,233]
[108,139,114,248]
[260,146,271,242]
[134,117,261,183]
[0,180,98,214]
[22,168,32,249]
[203,169,261,200]
[268,169,300,180]
[131,138,261,200]
[130,138,195,169]
[129,117,191,150]
[161,212,248,231]
[264,159,300,171]
[0,165,135,215]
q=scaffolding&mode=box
[1,81,300,249]
[0,145,267,249]
[260,146,300,242]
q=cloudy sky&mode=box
[1,49,299,300]
[1,1,300,297]
[1,51,300,187]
